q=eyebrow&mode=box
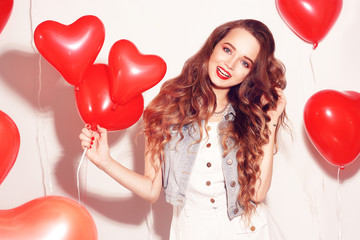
[224,42,255,65]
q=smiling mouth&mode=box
[217,66,231,80]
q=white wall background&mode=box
[0,0,359,239]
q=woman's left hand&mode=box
[264,87,287,124]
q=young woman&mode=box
[80,19,287,239]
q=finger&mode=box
[260,95,269,106]
[81,139,93,150]
[277,89,286,104]
[94,125,109,148]
[81,126,94,138]
[79,132,94,142]
[97,125,107,133]
[97,125,108,138]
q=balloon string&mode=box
[309,46,317,89]
[84,152,88,207]
[337,167,342,240]
[29,0,37,51]
[35,124,53,195]
[36,55,54,195]
[31,0,53,195]
[146,203,154,240]
[30,1,43,112]
[77,148,88,206]
[40,115,53,194]
[30,0,45,195]
[30,0,43,112]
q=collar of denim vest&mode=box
[226,104,236,119]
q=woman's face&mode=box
[208,28,260,91]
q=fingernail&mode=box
[91,137,95,141]
[91,142,93,145]
[89,146,92,149]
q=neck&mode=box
[213,88,229,110]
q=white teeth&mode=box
[217,67,230,78]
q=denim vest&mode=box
[162,106,243,220]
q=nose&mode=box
[225,56,236,70]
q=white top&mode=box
[185,121,227,210]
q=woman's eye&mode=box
[223,47,231,54]
[241,61,249,68]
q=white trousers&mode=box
[169,203,285,240]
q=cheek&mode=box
[234,70,249,82]
[208,54,216,67]
[210,48,223,61]
[208,58,217,73]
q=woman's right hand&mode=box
[80,125,163,203]
[79,124,111,170]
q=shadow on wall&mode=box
[302,126,360,182]
[0,50,172,239]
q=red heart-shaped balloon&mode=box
[0,0,13,35]
[0,110,20,184]
[304,90,360,167]
[34,15,105,86]
[276,0,342,48]
[108,39,166,104]
[0,196,97,240]
[75,64,144,131]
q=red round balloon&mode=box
[304,90,360,167]
[75,64,144,131]
[0,0,13,35]
[34,15,105,86]
[0,110,20,184]
[276,0,342,48]
[108,39,167,104]
[0,196,97,240]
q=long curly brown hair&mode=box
[142,19,286,217]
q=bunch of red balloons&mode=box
[1,13,168,240]
[34,15,167,131]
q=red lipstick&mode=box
[216,66,231,80]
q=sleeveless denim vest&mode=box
[162,106,243,220]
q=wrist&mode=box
[98,155,113,171]
[267,120,278,128]
[267,121,278,136]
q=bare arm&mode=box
[252,88,286,202]
[79,125,162,203]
